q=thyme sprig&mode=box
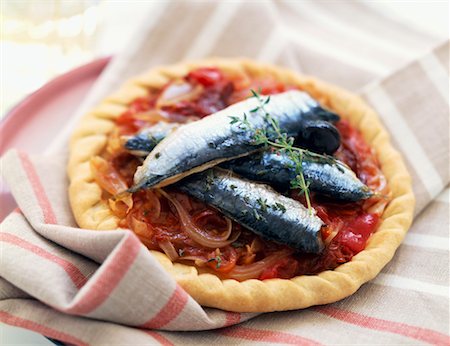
[207,255,222,269]
[230,89,344,214]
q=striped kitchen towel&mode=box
[1,155,448,343]
[48,0,446,151]
[1,1,449,345]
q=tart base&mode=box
[68,58,414,312]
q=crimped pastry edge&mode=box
[68,58,415,312]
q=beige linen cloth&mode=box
[1,2,449,345]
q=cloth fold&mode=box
[1,1,449,344]
[1,151,254,331]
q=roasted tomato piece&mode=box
[259,257,299,280]
[206,247,238,273]
[335,213,379,253]
[187,67,224,87]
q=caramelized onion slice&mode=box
[159,189,240,248]
[156,82,203,108]
[130,216,147,234]
[128,215,153,249]
[225,251,293,281]
[192,209,233,240]
[132,110,168,123]
[158,240,179,261]
[140,190,162,221]
[179,255,208,267]
[90,156,128,195]
[108,194,133,218]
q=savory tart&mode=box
[68,58,414,312]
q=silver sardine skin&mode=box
[132,90,338,190]
[177,168,325,254]
[222,151,373,201]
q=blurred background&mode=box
[1,0,448,117]
[1,0,159,116]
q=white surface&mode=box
[362,0,449,40]
[1,324,52,346]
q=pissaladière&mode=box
[68,58,414,312]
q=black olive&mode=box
[295,120,341,155]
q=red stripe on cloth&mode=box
[315,306,450,346]
[65,233,141,315]
[18,152,57,224]
[218,326,323,346]
[140,285,189,329]
[144,331,175,346]
[0,311,89,346]
[0,233,87,289]
[223,311,241,327]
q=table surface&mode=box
[1,1,448,344]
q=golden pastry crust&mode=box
[68,58,415,312]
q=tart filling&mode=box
[90,66,389,281]
[68,59,413,312]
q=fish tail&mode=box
[127,180,148,193]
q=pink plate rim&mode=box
[0,56,111,155]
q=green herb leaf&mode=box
[274,202,287,213]
[229,116,240,124]
[207,256,222,268]
[216,256,222,268]
[229,89,343,215]
[256,198,268,212]
[253,209,262,221]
